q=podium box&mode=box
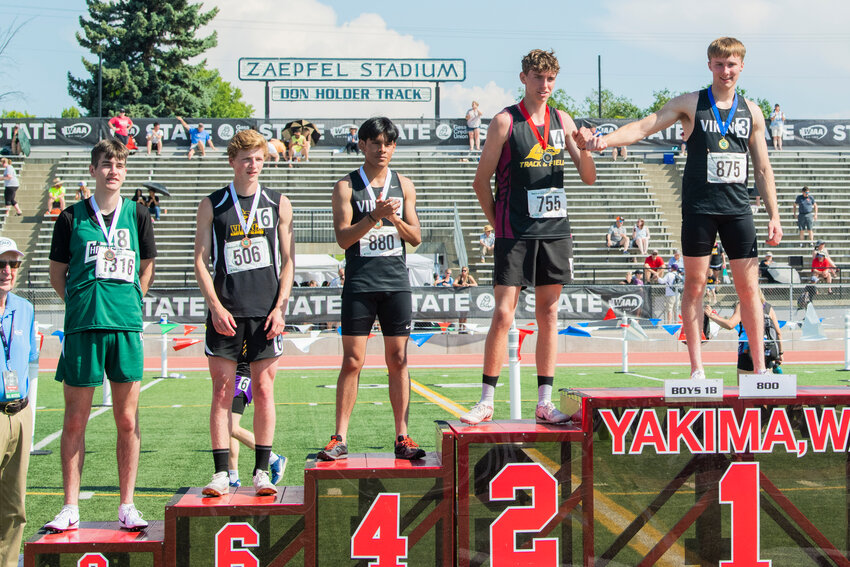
[303,420,455,566]
[164,486,308,566]
[25,521,164,567]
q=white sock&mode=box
[479,384,495,406]
[118,503,134,513]
[65,504,80,515]
[538,384,553,405]
[228,470,239,483]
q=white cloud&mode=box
[440,81,516,120]
[201,0,446,118]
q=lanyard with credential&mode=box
[0,312,13,371]
[358,166,392,202]
[228,183,262,248]
[89,196,122,246]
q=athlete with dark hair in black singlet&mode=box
[317,117,425,461]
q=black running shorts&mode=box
[493,237,574,287]
[681,214,757,259]
[204,316,284,362]
[340,291,412,336]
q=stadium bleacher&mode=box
[6,148,848,288]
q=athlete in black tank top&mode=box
[320,117,426,462]
[584,37,784,380]
[194,129,295,497]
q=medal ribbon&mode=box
[228,183,262,239]
[0,312,13,371]
[518,101,550,151]
[89,196,122,246]
[707,87,739,140]
[358,166,392,202]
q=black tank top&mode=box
[494,104,571,239]
[344,169,411,293]
[208,185,282,317]
[682,89,753,215]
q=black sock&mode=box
[254,445,272,475]
[483,374,500,387]
[537,375,554,387]
[212,449,229,474]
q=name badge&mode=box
[2,370,21,400]
[527,187,567,218]
[664,378,724,401]
[95,247,135,283]
[707,152,747,184]
[738,374,797,398]
[360,225,402,257]
[224,237,272,274]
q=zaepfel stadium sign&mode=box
[238,58,466,82]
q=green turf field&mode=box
[21,363,849,554]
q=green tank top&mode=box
[65,198,143,333]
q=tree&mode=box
[583,89,642,119]
[546,89,581,117]
[644,89,685,116]
[1,110,34,118]
[68,0,219,117]
[197,69,254,118]
[61,107,82,118]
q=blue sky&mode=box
[4,0,850,119]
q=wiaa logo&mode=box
[594,123,618,135]
[799,125,827,140]
[60,123,92,138]
[609,294,643,312]
[330,124,357,137]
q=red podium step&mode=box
[25,521,164,566]
[164,485,308,566]
[303,421,455,566]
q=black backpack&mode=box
[762,302,781,365]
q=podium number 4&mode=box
[216,523,260,567]
[351,492,408,566]
[719,462,771,567]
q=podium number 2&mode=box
[719,462,771,567]
[489,462,559,566]
[215,523,260,567]
[351,492,408,566]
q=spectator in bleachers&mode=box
[466,101,483,151]
[345,127,359,155]
[632,218,650,255]
[606,216,629,252]
[434,268,454,287]
[611,146,627,161]
[769,104,785,151]
[329,267,344,288]
[144,189,161,222]
[668,249,684,274]
[759,251,778,283]
[48,177,66,212]
[643,249,665,283]
[176,116,216,159]
[267,139,287,163]
[812,249,836,289]
[108,108,133,146]
[813,239,832,261]
[131,189,144,203]
[1,158,22,216]
[75,181,91,201]
[479,224,495,262]
[288,128,309,166]
[705,267,717,305]
[10,125,21,156]
[146,123,164,156]
[629,270,644,285]
[453,266,478,288]
[793,186,817,246]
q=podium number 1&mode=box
[719,462,771,566]
[351,493,408,566]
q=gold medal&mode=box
[241,237,251,248]
[718,138,729,150]
[104,249,116,261]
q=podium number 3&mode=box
[490,462,559,566]
[719,462,771,567]
[351,492,408,566]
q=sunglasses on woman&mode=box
[0,260,22,269]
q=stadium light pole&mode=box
[597,55,602,119]
[98,45,103,139]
